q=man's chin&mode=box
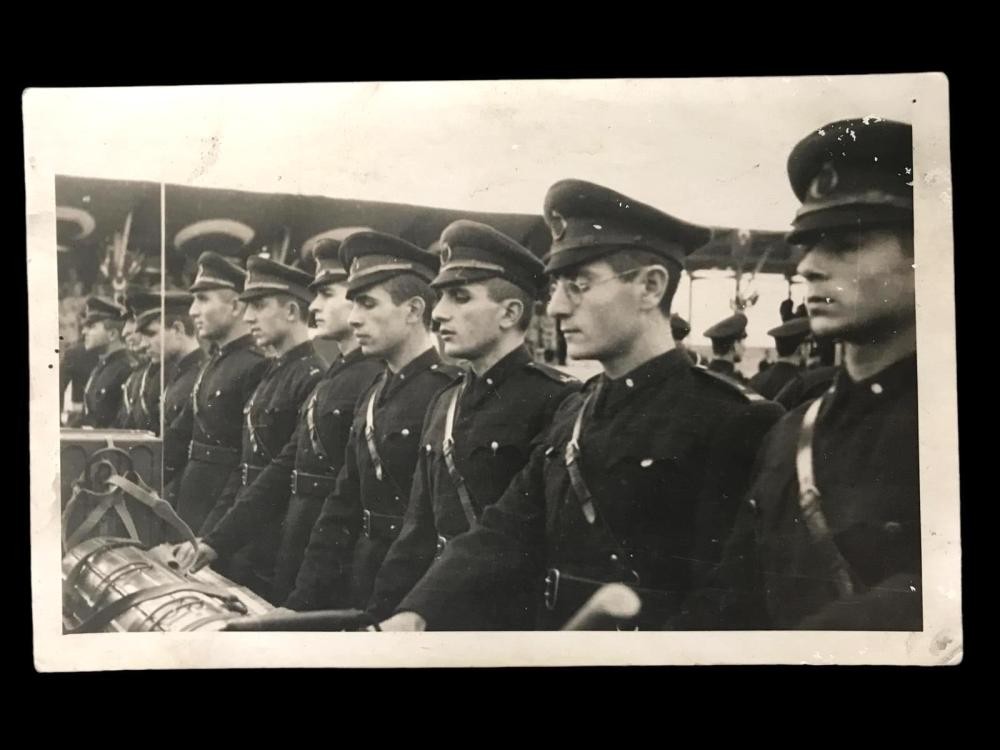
[806,317,845,340]
[441,343,474,360]
[566,344,596,361]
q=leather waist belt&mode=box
[188,441,240,466]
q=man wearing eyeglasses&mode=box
[379,179,784,630]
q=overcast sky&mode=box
[31,76,922,231]
[27,76,928,348]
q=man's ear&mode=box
[638,264,670,311]
[499,298,525,331]
[406,296,427,326]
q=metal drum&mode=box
[63,537,273,633]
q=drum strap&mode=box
[66,582,248,634]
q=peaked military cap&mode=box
[190,251,248,293]
[309,228,372,290]
[83,296,128,327]
[670,313,692,340]
[766,315,810,341]
[339,231,439,299]
[123,288,160,322]
[239,256,315,304]
[787,118,913,245]
[433,220,545,295]
[135,291,195,332]
[542,179,712,275]
[704,312,748,341]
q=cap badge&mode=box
[439,243,452,265]
[808,162,839,200]
[350,257,361,275]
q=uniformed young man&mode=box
[80,296,135,429]
[174,257,326,595]
[117,289,161,432]
[283,231,459,611]
[166,252,268,534]
[703,313,750,385]
[672,118,921,630]
[748,315,810,400]
[176,238,381,604]
[365,220,581,629]
[136,290,206,485]
[379,180,784,631]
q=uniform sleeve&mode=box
[283,435,363,611]
[688,400,784,586]
[366,418,438,620]
[198,468,242,537]
[99,366,130,428]
[162,397,194,484]
[667,417,785,631]
[205,411,303,556]
[667,495,771,629]
[395,439,548,629]
[795,572,922,630]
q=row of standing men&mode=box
[74,117,921,630]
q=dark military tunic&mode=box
[773,365,838,411]
[117,360,160,432]
[205,346,380,604]
[82,348,135,428]
[397,349,784,629]
[201,341,325,591]
[367,346,580,629]
[161,348,208,486]
[169,335,268,535]
[673,354,921,630]
[748,360,802,401]
[60,343,98,417]
[708,358,749,386]
[286,347,458,611]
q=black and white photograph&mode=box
[26,75,960,668]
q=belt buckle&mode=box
[435,534,448,558]
[543,568,560,611]
[361,509,372,538]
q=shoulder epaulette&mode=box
[524,360,580,384]
[428,362,464,381]
[693,364,767,402]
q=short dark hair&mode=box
[165,313,197,337]
[711,336,743,356]
[273,293,311,323]
[383,273,438,329]
[776,336,804,357]
[101,319,126,337]
[602,249,681,317]
[484,277,535,332]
